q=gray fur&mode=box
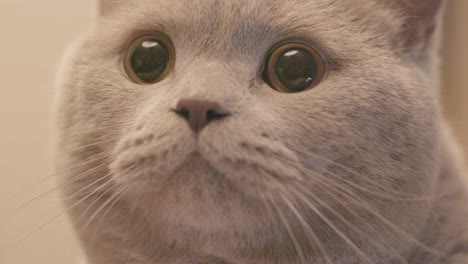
[55,0,468,263]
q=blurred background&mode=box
[0,1,466,263]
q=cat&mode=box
[54,0,468,263]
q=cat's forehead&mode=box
[114,0,387,31]
[115,0,329,35]
[102,0,395,60]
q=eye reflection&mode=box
[142,41,159,48]
[284,50,299,57]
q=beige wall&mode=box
[0,1,95,263]
[444,1,468,164]
[0,1,466,264]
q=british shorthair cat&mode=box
[55,0,468,263]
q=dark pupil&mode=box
[131,40,169,83]
[275,48,318,91]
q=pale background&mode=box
[0,1,466,264]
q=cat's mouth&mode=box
[111,123,304,196]
[185,150,220,172]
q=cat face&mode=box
[57,0,445,262]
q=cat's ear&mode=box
[391,0,445,55]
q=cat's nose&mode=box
[174,99,230,133]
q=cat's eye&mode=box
[265,43,325,93]
[124,34,175,84]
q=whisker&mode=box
[6,172,117,249]
[72,177,116,226]
[279,192,333,264]
[1,160,111,219]
[64,119,130,137]
[267,193,307,264]
[93,186,129,239]
[256,169,331,263]
[64,169,113,201]
[64,138,116,153]
[1,152,107,205]
[304,170,441,256]
[123,197,140,251]
[304,152,449,201]
[296,184,408,263]
[78,186,128,236]
[262,167,373,263]
[289,186,373,263]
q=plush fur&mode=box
[55,0,468,263]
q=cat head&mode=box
[58,0,446,261]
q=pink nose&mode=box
[174,99,230,133]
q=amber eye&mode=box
[124,34,175,84]
[265,43,325,93]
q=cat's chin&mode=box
[114,156,272,234]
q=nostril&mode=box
[206,109,229,121]
[174,107,190,120]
